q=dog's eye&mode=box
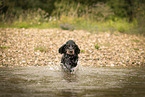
[72,44,75,47]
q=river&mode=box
[0,65,145,97]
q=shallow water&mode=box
[0,65,145,97]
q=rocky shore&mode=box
[0,28,144,67]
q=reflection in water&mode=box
[61,71,78,82]
[0,66,145,97]
[59,90,78,97]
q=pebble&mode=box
[0,28,144,67]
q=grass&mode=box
[0,13,136,34]
[34,46,49,52]
[0,15,138,35]
[130,39,140,43]
[0,46,10,49]
[132,48,139,50]
[0,1,143,35]
[81,49,85,53]
[95,44,100,49]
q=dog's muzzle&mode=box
[67,49,74,55]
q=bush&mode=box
[118,26,125,33]
[1,8,49,28]
[0,0,142,35]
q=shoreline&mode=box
[0,28,144,67]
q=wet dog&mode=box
[59,40,80,72]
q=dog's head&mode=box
[59,40,80,55]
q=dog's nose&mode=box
[69,50,73,53]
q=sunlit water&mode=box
[0,65,145,97]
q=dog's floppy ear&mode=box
[75,44,80,54]
[59,44,66,54]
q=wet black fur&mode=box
[59,40,80,72]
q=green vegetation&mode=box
[0,46,10,49]
[131,39,140,43]
[0,0,145,35]
[34,46,49,52]
[132,48,139,51]
[95,44,100,50]
[81,49,85,53]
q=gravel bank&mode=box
[0,28,144,67]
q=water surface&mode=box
[0,65,145,97]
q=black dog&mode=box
[59,40,80,72]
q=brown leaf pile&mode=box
[0,28,144,67]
